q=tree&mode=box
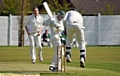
[30,0,42,8]
[101,2,114,15]
[0,0,20,15]
[42,0,72,13]
[0,0,43,15]
[18,0,25,46]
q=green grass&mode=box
[0,46,120,76]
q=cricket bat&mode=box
[43,2,53,18]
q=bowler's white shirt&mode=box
[63,10,83,24]
[25,14,43,33]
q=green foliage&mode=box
[45,0,72,13]
[30,0,42,7]
[58,0,73,12]
[0,0,72,15]
[0,0,43,15]
[101,2,114,15]
[0,0,20,15]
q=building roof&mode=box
[70,0,120,15]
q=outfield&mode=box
[0,46,120,76]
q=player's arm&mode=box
[25,16,30,35]
[52,20,61,28]
[52,20,64,32]
[38,17,43,36]
[38,27,42,36]
[25,26,30,35]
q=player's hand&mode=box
[56,27,59,29]
[51,17,55,21]
[28,32,30,35]
[56,27,60,32]
[38,32,40,36]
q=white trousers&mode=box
[28,33,42,60]
[50,35,64,70]
[66,23,86,58]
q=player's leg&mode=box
[65,25,74,62]
[49,44,60,71]
[75,25,86,68]
[49,42,56,71]
[28,34,36,64]
[49,37,63,72]
[35,35,43,62]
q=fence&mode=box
[0,13,120,46]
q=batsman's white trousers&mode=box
[28,32,42,60]
[50,35,64,70]
[66,23,86,51]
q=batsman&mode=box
[43,2,65,72]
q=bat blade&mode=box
[43,2,53,18]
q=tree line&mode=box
[0,0,72,16]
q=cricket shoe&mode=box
[32,59,36,64]
[39,55,43,62]
[49,66,64,72]
[66,54,71,62]
[80,57,85,68]
[49,66,58,72]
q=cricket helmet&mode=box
[57,11,65,16]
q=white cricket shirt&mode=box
[63,10,83,24]
[25,14,43,33]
